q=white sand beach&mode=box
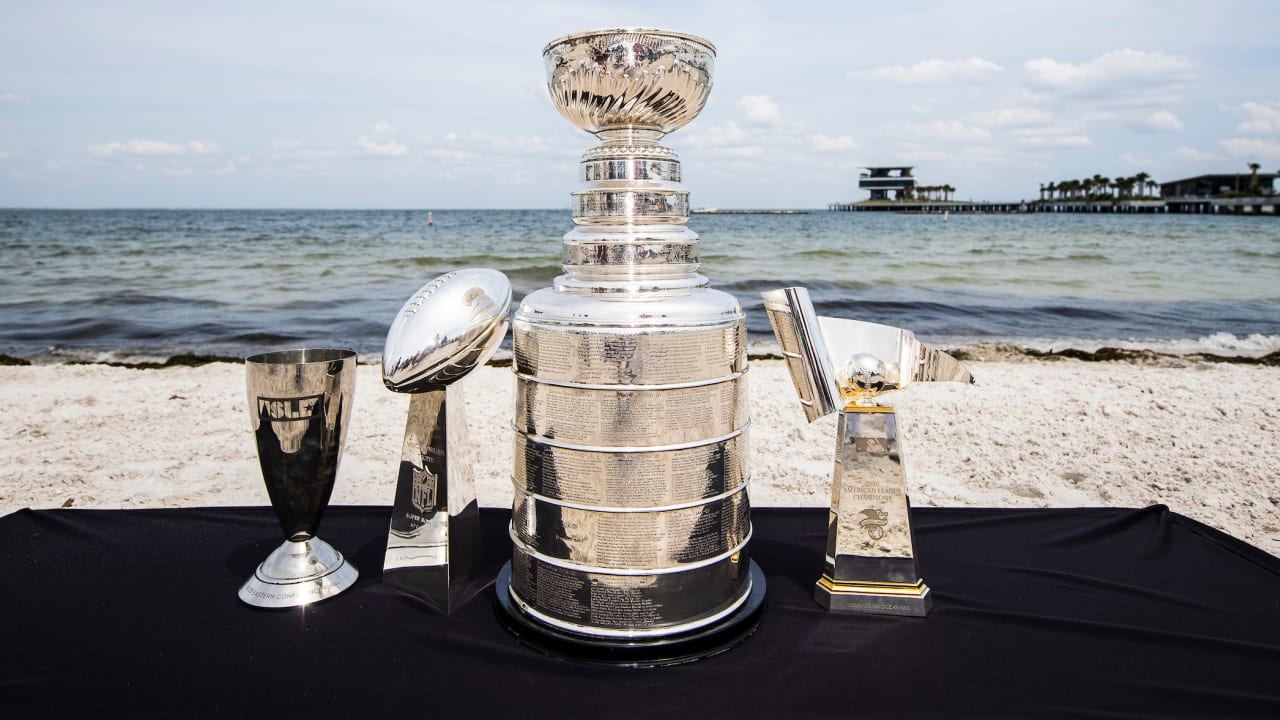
[2,356,1277,555]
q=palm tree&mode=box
[1134,172,1151,199]
[1082,178,1095,200]
[1089,174,1105,200]
[1248,162,1261,193]
[1146,179,1159,198]
[1039,183,1046,201]
[1047,181,1058,201]
[944,184,955,202]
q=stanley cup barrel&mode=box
[498,29,764,663]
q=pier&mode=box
[829,169,1278,216]
[828,201,1025,213]
[829,198,1277,215]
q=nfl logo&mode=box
[411,465,437,514]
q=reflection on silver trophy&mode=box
[382,269,511,613]
[240,348,359,608]
[496,28,765,665]
[762,287,973,616]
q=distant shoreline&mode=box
[4,343,1276,369]
[691,209,810,215]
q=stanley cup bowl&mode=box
[543,28,715,136]
[240,348,359,608]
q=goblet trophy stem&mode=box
[239,348,359,609]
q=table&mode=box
[2,506,1277,718]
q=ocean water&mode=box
[1,208,1278,362]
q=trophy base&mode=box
[495,561,766,668]
[239,537,359,609]
[814,575,932,617]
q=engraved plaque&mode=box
[509,547,752,633]
[514,322,744,385]
[512,488,750,569]
[516,431,748,506]
[516,377,748,447]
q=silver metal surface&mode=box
[508,547,752,637]
[504,28,761,641]
[382,269,512,614]
[815,408,930,616]
[382,268,512,394]
[240,348,358,608]
[762,286,972,616]
[516,430,749,507]
[761,287,840,421]
[512,487,751,570]
[543,28,714,136]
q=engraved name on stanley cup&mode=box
[501,29,763,650]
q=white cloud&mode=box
[1172,146,1221,163]
[425,147,475,162]
[1140,110,1184,131]
[738,95,782,126]
[0,150,13,160]
[1219,138,1280,161]
[865,57,1002,84]
[1236,101,1280,135]
[683,121,750,148]
[451,132,553,155]
[1013,127,1093,148]
[1024,49,1197,105]
[357,136,409,157]
[88,139,218,157]
[373,120,397,134]
[971,107,1052,128]
[897,121,992,143]
[268,142,344,162]
[0,92,26,103]
[809,134,857,152]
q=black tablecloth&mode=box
[1,505,1277,718]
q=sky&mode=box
[2,0,1278,208]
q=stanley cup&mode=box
[496,29,764,664]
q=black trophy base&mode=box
[495,561,766,668]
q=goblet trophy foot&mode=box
[239,536,358,609]
[494,561,767,668]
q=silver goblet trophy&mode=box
[240,348,359,608]
[762,287,973,616]
[381,269,511,614]
[497,29,765,665]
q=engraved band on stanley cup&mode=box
[500,29,764,658]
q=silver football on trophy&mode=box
[382,269,512,393]
[543,28,715,136]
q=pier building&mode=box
[858,166,916,201]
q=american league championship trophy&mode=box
[762,287,973,616]
[240,348,359,608]
[495,29,765,665]
[382,269,512,614]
